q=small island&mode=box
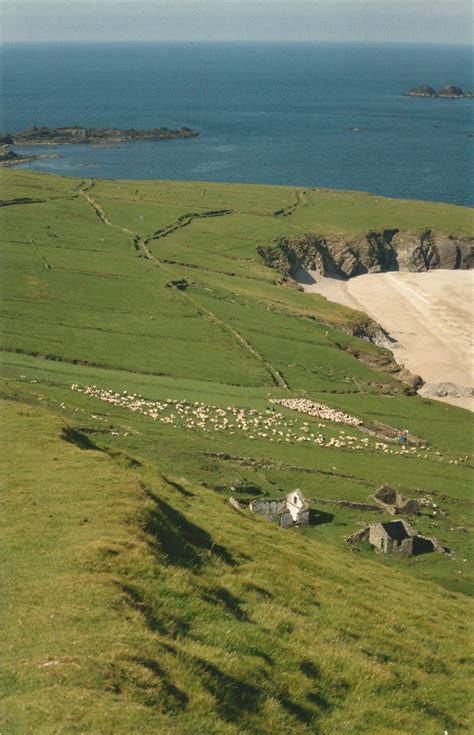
[0,124,199,147]
[404,84,473,99]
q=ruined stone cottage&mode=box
[346,519,447,556]
[369,520,415,553]
[372,485,418,516]
[249,489,309,527]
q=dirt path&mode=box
[184,291,289,389]
[78,182,289,389]
[30,240,51,270]
[299,269,474,410]
[79,187,135,237]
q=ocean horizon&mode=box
[1,41,473,205]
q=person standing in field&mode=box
[399,429,409,445]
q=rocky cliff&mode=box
[257,229,473,282]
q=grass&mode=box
[1,169,473,733]
[1,398,473,734]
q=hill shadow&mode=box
[128,656,189,712]
[193,656,263,723]
[202,586,250,622]
[62,426,103,451]
[143,488,236,570]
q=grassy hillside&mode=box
[1,170,473,733]
[1,398,472,734]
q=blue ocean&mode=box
[1,42,473,205]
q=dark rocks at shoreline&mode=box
[257,229,474,282]
[0,146,19,162]
[0,145,53,167]
[405,84,474,99]
[0,125,199,147]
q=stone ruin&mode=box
[371,485,419,516]
[250,489,310,527]
[346,519,447,556]
[229,489,309,528]
[371,485,445,518]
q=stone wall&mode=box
[297,509,310,525]
[368,524,388,551]
[346,526,371,544]
[280,512,294,528]
[249,497,286,523]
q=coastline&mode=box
[296,268,474,411]
[2,43,472,205]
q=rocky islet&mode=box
[0,124,199,147]
[404,84,473,98]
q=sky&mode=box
[1,0,472,44]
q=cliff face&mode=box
[393,231,473,271]
[257,229,473,282]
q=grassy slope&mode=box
[1,170,473,732]
[1,398,472,735]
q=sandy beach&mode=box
[298,269,474,411]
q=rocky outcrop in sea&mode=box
[0,125,199,146]
[404,85,473,99]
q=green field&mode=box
[1,169,473,734]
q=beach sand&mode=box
[298,269,474,411]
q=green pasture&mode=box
[1,169,473,733]
[1,398,473,734]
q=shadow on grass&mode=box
[202,586,250,622]
[116,581,190,637]
[298,659,344,717]
[245,645,273,667]
[242,582,274,600]
[129,657,189,712]
[279,695,316,724]
[164,476,195,498]
[299,660,320,679]
[142,486,236,569]
[62,426,103,451]
[194,656,263,722]
[308,509,335,526]
[412,536,447,556]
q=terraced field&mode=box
[1,170,473,734]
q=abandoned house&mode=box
[346,519,446,556]
[248,489,309,527]
[369,520,415,553]
[372,485,418,516]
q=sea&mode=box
[1,42,473,205]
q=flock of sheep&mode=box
[69,383,460,462]
[269,398,363,426]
